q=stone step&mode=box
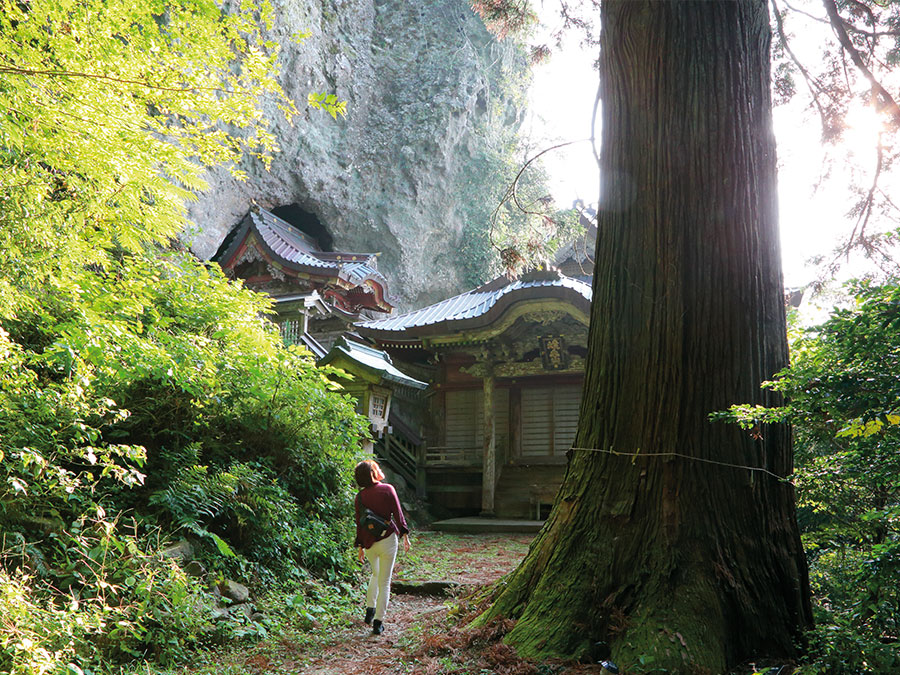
[430,517,545,534]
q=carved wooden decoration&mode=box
[539,335,568,370]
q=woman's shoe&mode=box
[372,619,384,635]
[364,607,375,625]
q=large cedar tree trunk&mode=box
[483,1,813,671]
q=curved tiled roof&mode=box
[251,208,332,269]
[320,338,428,390]
[340,260,388,288]
[356,271,591,337]
[213,206,394,311]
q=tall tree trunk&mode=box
[482,1,813,671]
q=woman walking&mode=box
[354,459,410,635]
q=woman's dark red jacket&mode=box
[354,482,410,549]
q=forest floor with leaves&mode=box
[171,531,610,675]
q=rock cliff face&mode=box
[188,0,528,309]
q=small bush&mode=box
[1,518,218,673]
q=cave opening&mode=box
[271,203,334,252]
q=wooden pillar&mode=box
[481,369,496,516]
[509,385,522,463]
[416,438,427,499]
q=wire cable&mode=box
[568,446,793,482]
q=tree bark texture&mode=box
[483,1,813,671]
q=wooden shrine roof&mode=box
[213,206,393,313]
[356,269,591,340]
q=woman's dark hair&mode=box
[354,459,384,488]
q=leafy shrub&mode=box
[1,249,369,670]
[1,515,220,674]
[0,1,360,672]
[2,249,367,572]
[0,569,98,675]
[799,543,900,674]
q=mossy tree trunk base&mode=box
[479,1,813,672]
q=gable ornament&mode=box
[539,335,568,370]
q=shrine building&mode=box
[356,268,592,519]
[212,205,393,356]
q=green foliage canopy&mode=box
[0,0,301,311]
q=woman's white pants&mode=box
[365,533,398,621]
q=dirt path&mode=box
[302,593,447,674]
[302,532,535,675]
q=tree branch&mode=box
[489,139,589,251]
[0,65,245,95]
[786,0,900,37]
[844,132,884,256]
[783,0,830,25]
[821,0,900,127]
[771,0,832,130]
[591,75,601,168]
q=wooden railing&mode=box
[374,412,421,487]
[378,433,418,486]
[424,446,483,465]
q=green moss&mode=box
[483,512,730,673]
[611,601,726,675]
[498,585,727,673]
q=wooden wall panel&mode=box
[444,388,509,452]
[521,385,581,456]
